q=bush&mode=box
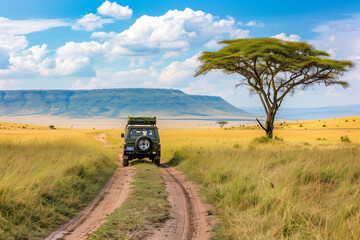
[322,124,326,127]
[340,136,351,143]
[252,136,271,144]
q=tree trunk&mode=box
[265,113,274,139]
[256,108,276,139]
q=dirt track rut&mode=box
[149,164,214,240]
[44,135,135,240]
[45,134,214,240]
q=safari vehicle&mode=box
[121,116,161,167]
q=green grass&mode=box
[0,131,118,239]
[90,162,170,240]
[162,137,360,239]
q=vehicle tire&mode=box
[135,136,152,153]
[123,157,129,167]
[155,157,160,166]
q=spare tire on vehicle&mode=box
[135,136,152,153]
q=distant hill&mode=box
[0,89,248,118]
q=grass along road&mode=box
[159,116,360,239]
[0,129,118,239]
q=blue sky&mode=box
[0,0,359,109]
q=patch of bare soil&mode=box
[44,135,135,240]
[149,164,216,240]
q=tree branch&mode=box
[256,118,267,131]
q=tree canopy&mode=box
[195,38,354,138]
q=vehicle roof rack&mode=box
[127,116,156,127]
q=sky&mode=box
[0,0,360,109]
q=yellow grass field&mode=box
[157,116,360,239]
[0,128,117,239]
[0,115,359,239]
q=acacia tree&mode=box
[195,38,353,138]
[216,121,228,128]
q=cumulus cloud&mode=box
[0,34,28,69]
[106,8,249,56]
[158,54,199,85]
[271,33,301,42]
[72,13,114,31]
[97,1,133,19]
[91,31,117,39]
[39,41,110,76]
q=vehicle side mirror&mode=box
[121,133,125,138]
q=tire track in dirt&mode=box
[44,134,135,240]
[149,164,215,240]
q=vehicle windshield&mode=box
[129,128,156,139]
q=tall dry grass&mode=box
[0,130,117,239]
[160,125,360,239]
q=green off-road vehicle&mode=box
[121,116,161,167]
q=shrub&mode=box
[322,124,326,127]
[345,120,348,122]
[252,136,271,144]
[340,136,351,143]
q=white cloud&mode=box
[0,17,69,35]
[97,1,133,19]
[106,8,249,57]
[310,14,360,59]
[0,34,28,52]
[39,41,109,77]
[129,57,147,68]
[72,13,113,31]
[0,41,110,79]
[72,67,159,89]
[158,54,199,85]
[162,51,182,59]
[91,31,117,39]
[308,14,360,103]
[244,20,265,28]
[204,39,220,49]
[0,34,28,69]
[271,33,301,42]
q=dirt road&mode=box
[45,135,135,240]
[45,134,214,239]
[149,164,215,240]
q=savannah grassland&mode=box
[0,122,118,239]
[0,116,359,239]
[159,116,360,240]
